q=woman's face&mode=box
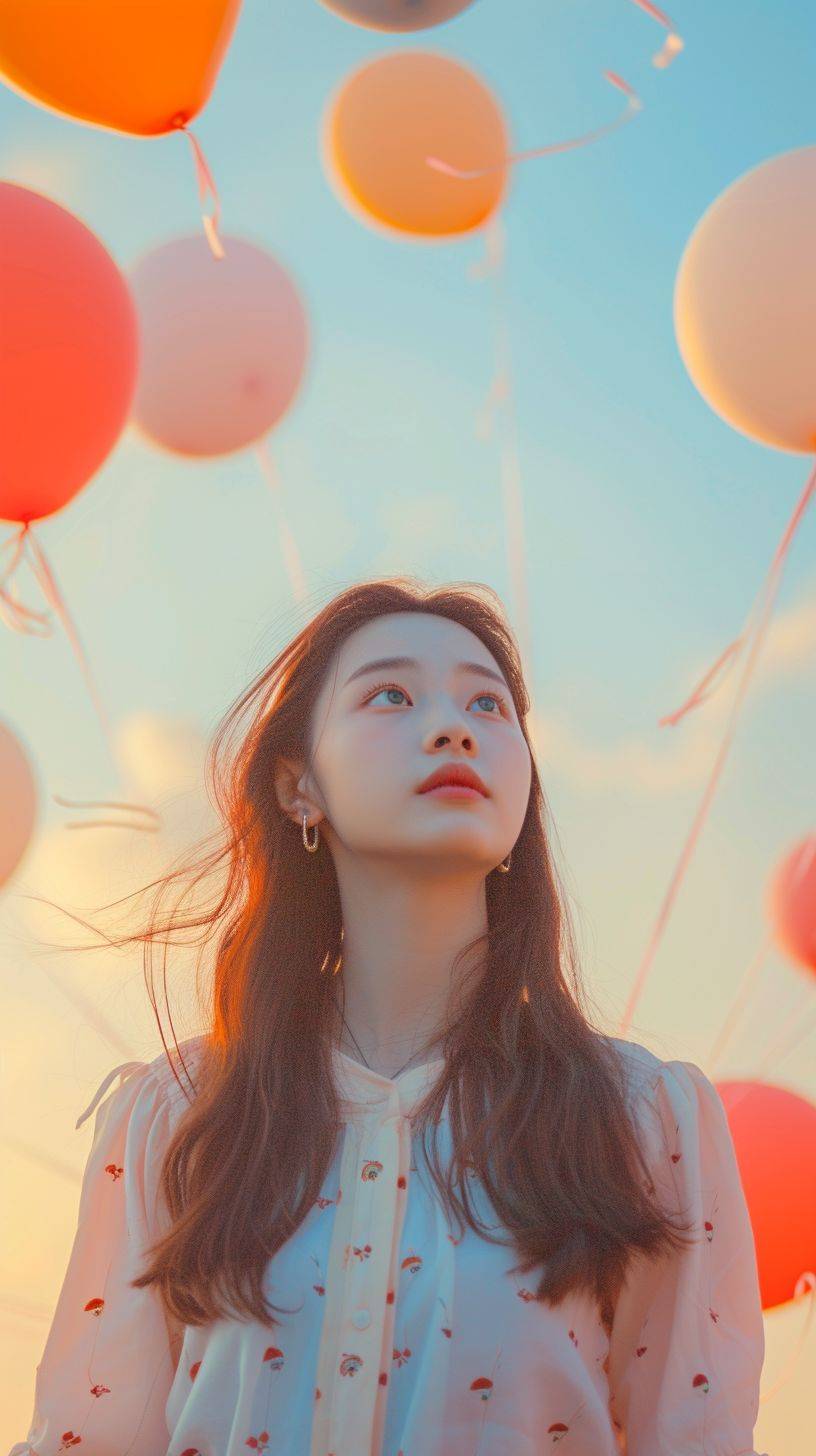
[295,611,532,875]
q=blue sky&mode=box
[2,0,815,1040]
[1,0,813,751]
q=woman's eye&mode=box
[366,686,409,707]
[363,683,506,715]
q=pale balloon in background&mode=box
[0,720,37,888]
[766,835,816,975]
[318,0,477,32]
[674,145,816,453]
[128,234,310,457]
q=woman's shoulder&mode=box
[144,1033,212,1116]
[597,1032,681,1109]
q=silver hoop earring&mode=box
[496,853,511,873]
[302,811,319,853]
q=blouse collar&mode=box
[331,1045,446,1119]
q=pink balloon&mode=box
[0,720,37,888]
[766,834,816,974]
[0,182,138,524]
[128,234,309,457]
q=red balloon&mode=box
[717,1078,816,1312]
[0,183,138,524]
[766,834,816,973]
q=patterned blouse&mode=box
[8,1033,768,1456]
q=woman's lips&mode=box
[418,784,485,799]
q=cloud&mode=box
[527,582,815,795]
[0,142,89,211]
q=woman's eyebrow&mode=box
[342,656,508,689]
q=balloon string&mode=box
[20,524,113,744]
[254,438,308,603]
[707,840,815,1075]
[0,523,52,632]
[617,457,816,1039]
[174,117,225,261]
[660,459,816,726]
[426,72,642,181]
[705,928,774,1077]
[2,526,159,828]
[627,0,685,70]
[52,794,162,833]
[471,215,534,679]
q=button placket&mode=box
[333,1105,404,1454]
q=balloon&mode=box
[674,146,816,453]
[128,235,309,457]
[319,0,476,31]
[323,51,510,239]
[766,834,816,974]
[0,0,242,137]
[0,183,138,524]
[718,1079,816,1312]
[0,720,37,888]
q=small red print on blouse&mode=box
[393,1345,412,1368]
[189,1359,201,1380]
[692,1371,711,1393]
[361,1159,383,1181]
[103,1162,123,1181]
[89,1383,110,1397]
[470,1376,493,1402]
[245,1431,270,1450]
[83,1297,104,1317]
[547,1422,570,1442]
[339,1352,364,1376]
[58,1431,82,1449]
[401,1253,422,1275]
[262,1346,284,1371]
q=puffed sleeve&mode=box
[606,1057,769,1456]
[7,1058,181,1456]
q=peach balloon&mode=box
[0,183,138,525]
[319,0,476,31]
[674,146,816,453]
[128,235,309,458]
[718,1078,816,1312]
[0,720,37,888]
[765,834,816,973]
[0,0,242,137]
[323,51,510,239]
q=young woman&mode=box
[10,578,767,1456]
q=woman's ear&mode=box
[273,757,321,827]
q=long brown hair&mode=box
[51,577,698,1332]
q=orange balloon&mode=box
[0,0,242,137]
[323,51,510,239]
[766,834,816,974]
[674,146,816,453]
[0,183,138,524]
[0,720,37,888]
[718,1079,816,1312]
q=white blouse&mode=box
[8,1033,769,1456]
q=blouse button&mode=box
[351,1308,371,1329]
